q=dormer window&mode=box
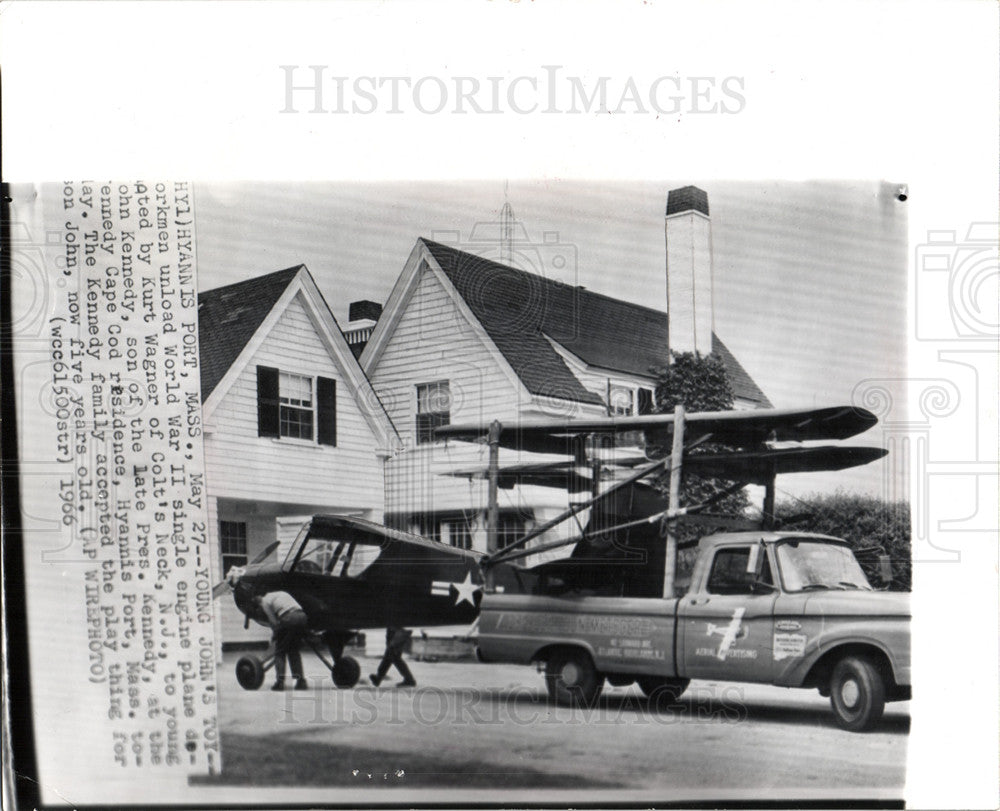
[608,385,656,416]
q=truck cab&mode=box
[476,532,910,731]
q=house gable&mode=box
[200,267,398,450]
[204,287,392,507]
[361,243,538,447]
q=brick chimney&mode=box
[348,300,382,323]
[665,185,713,357]
[344,300,382,358]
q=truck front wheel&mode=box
[829,655,886,732]
[545,649,604,707]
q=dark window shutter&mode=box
[316,376,337,446]
[257,366,280,437]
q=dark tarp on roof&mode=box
[421,239,770,408]
[197,266,302,401]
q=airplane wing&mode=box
[441,460,595,492]
[683,445,888,484]
[440,444,886,488]
[435,406,879,452]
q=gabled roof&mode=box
[197,266,302,401]
[197,266,400,450]
[420,239,771,408]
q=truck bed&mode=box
[477,593,680,678]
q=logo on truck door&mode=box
[702,607,751,661]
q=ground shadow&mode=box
[190,730,627,788]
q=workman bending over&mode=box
[255,591,309,691]
[369,627,416,688]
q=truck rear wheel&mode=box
[637,677,689,702]
[545,649,604,707]
[829,655,886,731]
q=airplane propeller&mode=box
[210,540,282,598]
[251,541,282,565]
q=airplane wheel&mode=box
[637,676,689,702]
[332,655,361,688]
[235,655,266,690]
[545,649,604,707]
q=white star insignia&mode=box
[452,572,481,607]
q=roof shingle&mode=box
[197,266,302,401]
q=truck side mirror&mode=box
[878,554,893,586]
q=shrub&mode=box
[651,351,749,580]
[774,492,911,591]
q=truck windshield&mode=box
[775,540,872,592]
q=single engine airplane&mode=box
[215,514,525,690]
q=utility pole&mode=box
[762,469,776,531]
[485,419,502,589]
[663,404,685,598]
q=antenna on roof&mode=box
[500,180,514,265]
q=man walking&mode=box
[255,590,310,691]
[369,626,416,688]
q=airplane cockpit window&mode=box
[291,534,382,578]
[293,538,343,574]
[282,522,313,570]
[340,542,381,577]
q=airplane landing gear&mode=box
[235,654,269,690]
[332,656,361,688]
[233,632,362,690]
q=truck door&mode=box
[677,543,777,683]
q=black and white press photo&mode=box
[2,2,998,809]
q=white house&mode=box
[198,266,399,643]
[356,187,770,555]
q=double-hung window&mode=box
[279,372,314,440]
[257,365,337,445]
[416,381,450,444]
[220,521,248,576]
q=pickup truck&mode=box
[476,531,910,731]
